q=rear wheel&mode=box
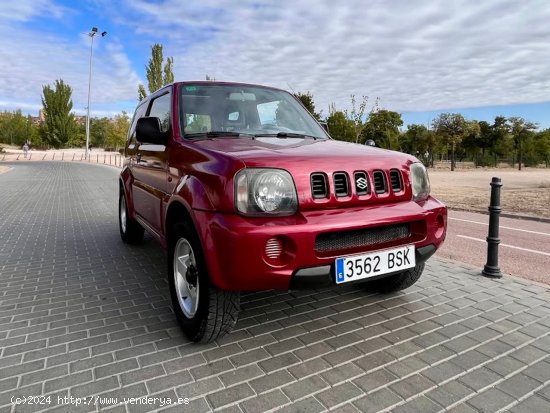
[367,263,425,293]
[119,190,144,244]
[168,221,239,343]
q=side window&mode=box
[148,93,171,132]
[128,102,148,142]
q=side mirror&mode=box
[136,117,167,144]
[319,122,329,133]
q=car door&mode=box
[131,91,171,235]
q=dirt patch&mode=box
[430,168,550,219]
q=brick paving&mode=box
[1,161,550,413]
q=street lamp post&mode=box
[85,27,107,159]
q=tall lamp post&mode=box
[85,27,107,159]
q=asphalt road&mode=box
[437,210,550,284]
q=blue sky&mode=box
[1,0,550,130]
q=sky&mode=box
[1,0,550,129]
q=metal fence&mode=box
[0,151,124,168]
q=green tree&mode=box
[508,117,537,170]
[432,113,468,171]
[361,110,403,150]
[0,110,30,146]
[460,120,481,163]
[40,79,77,148]
[346,95,375,143]
[294,92,321,120]
[534,129,550,166]
[138,44,174,101]
[401,124,430,155]
[106,111,131,150]
[326,104,355,142]
[490,116,512,164]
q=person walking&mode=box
[22,143,29,159]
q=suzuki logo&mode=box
[356,177,368,190]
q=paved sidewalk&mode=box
[1,162,550,413]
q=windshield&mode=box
[179,84,329,139]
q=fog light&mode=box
[265,237,283,259]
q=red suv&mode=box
[119,82,447,342]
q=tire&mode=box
[168,221,239,343]
[119,190,144,244]
[367,263,425,293]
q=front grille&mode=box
[333,172,350,197]
[373,171,386,194]
[311,173,328,198]
[315,223,410,253]
[390,169,403,192]
[354,171,369,195]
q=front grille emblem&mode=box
[356,177,368,190]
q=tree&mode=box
[40,79,77,148]
[346,95,375,144]
[432,113,468,171]
[361,110,403,150]
[106,111,131,150]
[491,116,512,163]
[401,124,429,155]
[138,44,174,101]
[294,92,321,120]
[326,104,356,142]
[0,110,31,146]
[508,117,537,170]
[460,121,481,163]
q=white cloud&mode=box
[2,0,550,118]
[123,0,550,114]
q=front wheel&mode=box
[168,221,239,343]
[366,263,425,293]
[119,190,144,244]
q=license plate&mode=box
[335,245,415,284]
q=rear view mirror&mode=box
[229,92,256,101]
[136,117,167,144]
[319,122,329,133]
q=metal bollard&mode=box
[482,177,503,278]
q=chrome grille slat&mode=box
[333,173,349,197]
[315,223,410,252]
[311,173,328,198]
[390,169,403,192]
[373,171,386,194]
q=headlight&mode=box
[235,168,298,216]
[410,162,430,201]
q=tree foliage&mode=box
[361,110,403,149]
[326,104,355,142]
[0,110,36,146]
[138,44,174,101]
[40,79,77,149]
[432,113,468,171]
[294,92,321,120]
[508,117,537,170]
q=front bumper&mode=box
[289,244,436,289]
[193,196,446,291]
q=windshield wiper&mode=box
[184,131,255,139]
[254,132,318,139]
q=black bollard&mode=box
[482,177,503,278]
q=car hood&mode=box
[192,137,416,169]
